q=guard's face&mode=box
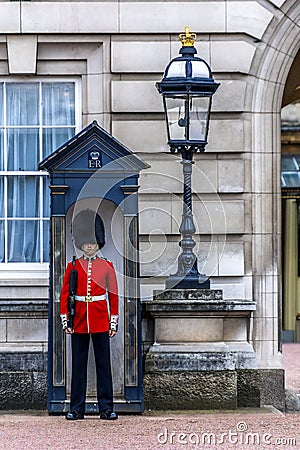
[81,243,99,257]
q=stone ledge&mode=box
[0,300,48,314]
[145,300,256,314]
[154,289,223,301]
[145,343,257,372]
[0,352,47,372]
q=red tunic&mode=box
[60,256,119,333]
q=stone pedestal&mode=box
[144,289,258,410]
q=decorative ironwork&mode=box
[165,151,209,289]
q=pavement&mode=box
[282,343,300,393]
[0,344,299,450]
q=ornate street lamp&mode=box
[156,27,219,289]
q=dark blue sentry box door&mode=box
[39,121,150,414]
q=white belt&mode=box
[75,295,106,303]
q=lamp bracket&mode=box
[170,143,206,159]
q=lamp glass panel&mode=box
[166,61,186,78]
[191,61,210,78]
[189,96,210,141]
[165,96,188,141]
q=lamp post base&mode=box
[165,273,210,289]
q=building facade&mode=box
[0,0,299,409]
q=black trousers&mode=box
[70,332,113,414]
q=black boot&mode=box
[99,410,118,420]
[66,411,84,420]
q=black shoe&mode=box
[66,411,84,420]
[99,410,118,420]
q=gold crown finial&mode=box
[179,26,197,47]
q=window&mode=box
[0,81,78,263]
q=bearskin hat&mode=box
[72,209,105,249]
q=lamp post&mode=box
[156,27,219,289]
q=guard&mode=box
[60,209,119,420]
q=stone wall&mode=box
[0,287,48,409]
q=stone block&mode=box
[155,317,223,342]
[141,161,217,193]
[112,81,162,113]
[111,41,170,73]
[0,370,47,409]
[218,242,244,276]
[224,318,247,341]
[0,372,32,409]
[255,292,277,318]
[253,317,278,341]
[202,276,253,300]
[251,151,275,194]
[139,240,180,277]
[258,369,285,411]
[227,1,273,40]
[37,42,100,61]
[7,318,48,342]
[139,199,172,234]
[7,35,37,75]
[141,281,164,302]
[237,369,260,407]
[0,351,47,372]
[139,239,221,278]
[139,238,246,278]
[171,199,245,234]
[198,242,219,277]
[0,43,7,60]
[139,155,218,194]
[116,75,247,115]
[86,44,104,75]
[207,118,246,152]
[212,80,247,112]
[153,289,223,301]
[32,371,47,409]
[120,2,226,34]
[218,159,245,193]
[265,13,297,59]
[139,154,184,193]
[0,61,8,75]
[0,3,20,33]
[112,119,168,153]
[22,2,119,33]
[85,73,104,115]
[0,284,48,300]
[253,81,280,113]
[193,159,218,193]
[211,41,256,73]
[285,390,300,412]
[144,371,237,410]
[37,60,87,76]
[255,339,282,369]
[0,320,6,342]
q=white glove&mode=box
[60,313,68,330]
[109,315,118,332]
